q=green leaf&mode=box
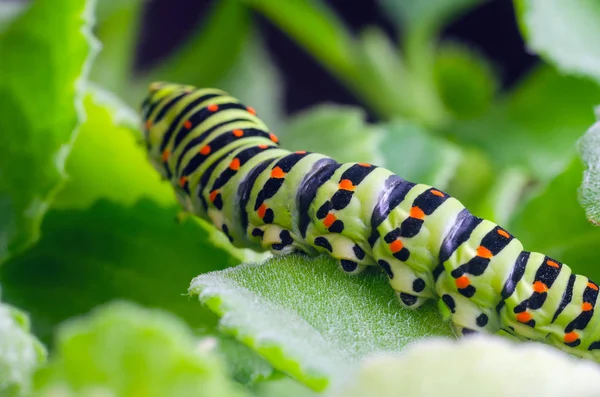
[434,43,497,119]
[253,377,319,397]
[379,0,487,30]
[578,120,600,225]
[0,91,241,344]
[328,335,600,397]
[0,0,97,264]
[89,0,143,97]
[509,158,600,280]
[243,0,357,84]
[0,2,29,34]
[449,66,600,181]
[280,105,383,165]
[514,0,600,84]
[189,255,454,391]
[213,334,274,386]
[378,120,462,189]
[0,298,46,396]
[33,301,248,397]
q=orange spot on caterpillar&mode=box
[269,133,279,143]
[246,106,256,115]
[564,332,579,344]
[582,302,594,311]
[323,213,337,228]
[358,163,371,167]
[546,260,560,268]
[338,179,355,191]
[295,151,307,154]
[270,167,286,179]
[516,312,532,323]
[179,176,188,188]
[233,129,244,137]
[588,282,599,291]
[257,204,267,219]
[209,190,220,203]
[497,229,510,238]
[389,239,403,253]
[161,149,170,163]
[229,158,240,171]
[477,246,493,259]
[199,145,211,155]
[258,144,269,149]
[430,189,444,197]
[410,206,425,220]
[183,120,192,129]
[145,120,153,129]
[533,281,548,293]
[207,104,219,112]
[455,276,470,289]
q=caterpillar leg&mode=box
[308,233,371,275]
[376,258,434,309]
[438,290,500,336]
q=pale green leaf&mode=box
[578,121,600,224]
[189,255,454,391]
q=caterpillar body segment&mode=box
[141,82,600,362]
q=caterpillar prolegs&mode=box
[141,82,600,361]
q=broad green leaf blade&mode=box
[327,336,600,397]
[0,92,241,344]
[449,66,600,181]
[578,121,600,225]
[0,0,97,264]
[33,301,248,397]
[189,255,454,391]
[510,158,600,281]
[514,0,600,84]
[280,105,383,165]
[434,43,497,119]
[0,299,46,396]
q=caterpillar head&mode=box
[141,82,194,179]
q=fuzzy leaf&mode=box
[189,255,454,391]
[0,0,97,264]
[515,0,600,84]
[578,121,600,225]
[33,301,248,397]
[328,335,600,397]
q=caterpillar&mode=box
[141,82,600,362]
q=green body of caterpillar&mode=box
[141,82,600,361]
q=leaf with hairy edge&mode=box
[0,0,98,264]
[578,120,600,225]
[33,301,248,397]
[514,0,600,84]
[189,255,454,391]
[0,297,46,397]
[327,335,600,397]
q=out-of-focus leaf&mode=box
[0,92,241,344]
[578,121,600,224]
[280,105,383,165]
[380,0,487,31]
[434,43,497,119]
[243,0,357,84]
[327,335,600,397]
[0,297,46,397]
[378,120,463,189]
[0,0,97,264]
[212,334,274,386]
[189,255,454,391]
[253,377,319,397]
[510,158,600,281]
[33,301,248,397]
[449,66,600,181]
[515,0,600,84]
[219,31,285,133]
[89,0,143,97]
[0,1,29,33]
